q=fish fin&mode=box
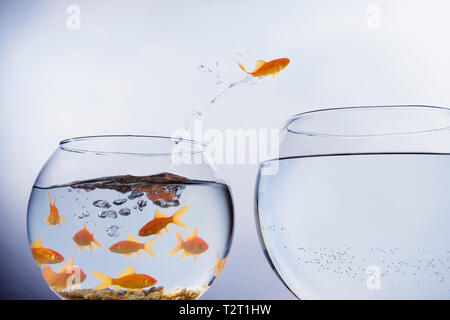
[143,238,157,257]
[253,60,266,72]
[59,256,73,273]
[52,196,56,206]
[167,230,183,256]
[59,216,67,223]
[117,265,136,278]
[237,61,249,74]
[271,71,279,80]
[35,261,41,267]
[136,251,140,257]
[83,221,87,230]
[41,266,55,282]
[171,205,189,229]
[185,227,197,241]
[89,244,94,251]
[154,209,168,219]
[48,193,52,207]
[92,236,102,248]
[211,252,221,271]
[180,251,190,259]
[126,233,140,243]
[30,238,43,249]
[91,271,113,290]
[44,216,49,224]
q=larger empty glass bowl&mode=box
[256,106,450,299]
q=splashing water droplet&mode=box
[106,225,120,237]
[93,200,111,208]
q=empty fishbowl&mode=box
[27,135,234,300]
[256,106,450,299]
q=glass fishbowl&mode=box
[27,135,234,300]
[256,106,450,299]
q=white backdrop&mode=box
[0,0,449,299]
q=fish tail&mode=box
[143,238,157,257]
[91,271,112,290]
[92,236,102,249]
[167,230,183,256]
[171,205,189,229]
[237,61,249,74]
[211,253,221,271]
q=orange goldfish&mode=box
[44,193,67,226]
[72,221,102,251]
[41,257,87,291]
[211,252,227,277]
[30,238,64,267]
[91,265,157,291]
[109,233,157,257]
[168,228,209,259]
[138,205,189,237]
[238,57,290,79]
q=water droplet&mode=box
[137,200,147,211]
[113,198,127,206]
[93,200,111,208]
[98,210,117,219]
[78,210,90,219]
[106,225,120,237]
[128,190,144,200]
[119,208,131,216]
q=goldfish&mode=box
[30,238,64,267]
[44,193,67,226]
[138,205,189,237]
[91,265,157,291]
[41,257,87,291]
[72,221,102,251]
[168,228,209,260]
[237,57,290,79]
[211,252,227,277]
[109,233,157,257]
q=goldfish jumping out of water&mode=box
[138,205,189,237]
[72,221,102,251]
[91,265,157,291]
[238,57,290,79]
[30,238,64,267]
[41,257,87,291]
[44,193,67,226]
[168,228,209,260]
[109,234,157,257]
[211,252,227,278]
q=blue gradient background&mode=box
[0,0,449,299]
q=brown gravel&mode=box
[58,286,206,300]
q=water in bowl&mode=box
[28,173,233,300]
[257,153,450,299]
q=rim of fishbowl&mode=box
[59,135,206,157]
[284,105,450,138]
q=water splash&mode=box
[184,54,269,130]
